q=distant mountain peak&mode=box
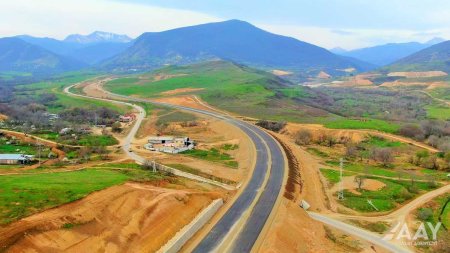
[426,37,445,45]
[64,31,132,44]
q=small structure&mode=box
[300,200,311,211]
[146,136,195,154]
[59,127,72,135]
[119,113,136,123]
[0,154,34,165]
[149,136,175,144]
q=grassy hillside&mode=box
[384,40,450,73]
[105,60,339,123]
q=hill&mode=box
[384,40,450,73]
[0,37,86,75]
[336,38,445,66]
[101,20,374,75]
[104,60,338,122]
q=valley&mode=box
[0,11,449,253]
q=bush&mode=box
[112,122,122,133]
[399,124,424,139]
[417,208,433,221]
[294,129,312,145]
[256,120,286,132]
[370,148,394,166]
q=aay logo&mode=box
[383,222,442,246]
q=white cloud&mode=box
[0,0,221,39]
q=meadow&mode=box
[0,167,165,225]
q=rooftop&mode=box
[0,154,33,160]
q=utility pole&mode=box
[338,158,344,200]
[37,139,42,166]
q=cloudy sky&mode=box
[1,0,449,49]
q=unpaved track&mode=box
[327,184,450,224]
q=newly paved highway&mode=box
[66,81,286,252]
[107,93,286,252]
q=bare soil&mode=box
[388,71,447,78]
[160,88,205,96]
[317,71,331,79]
[0,183,223,253]
[271,70,292,76]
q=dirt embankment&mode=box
[160,88,205,96]
[388,71,448,78]
[0,113,8,121]
[0,183,223,253]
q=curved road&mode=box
[65,81,286,252]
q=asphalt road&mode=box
[65,83,286,252]
[106,93,286,253]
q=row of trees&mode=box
[399,120,450,152]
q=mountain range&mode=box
[0,37,86,75]
[0,20,448,78]
[17,32,132,65]
[64,31,132,44]
[332,38,445,66]
[102,20,374,75]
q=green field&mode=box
[364,136,403,148]
[340,177,437,212]
[307,147,329,158]
[320,168,355,184]
[324,118,400,133]
[156,111,198,125]
[425,105,450,120]
[0,168,165,225]
[184,148,238,168]
[14,74,130,114]
[0,169,127,224]
[34,132,118,146]
[429,87,450,101]
[104,61,339,123]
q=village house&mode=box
[0,154,34,165]
[119,113,136,123]
[59,127,72,135]
[146,136,194,154]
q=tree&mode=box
[345,143,358,158]
[112,121,122,133]
[371,148,394,166]
[354,175,365,190]
[415,150,429,165]
[399,124,424,139]
[142,159,154,171]
[294,129,312,145]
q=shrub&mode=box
[417,208,433,221]
[256,120,286,132]
[399,124,424,139]
[294,129,312,145]
[370,148,394,166]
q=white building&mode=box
[0,154,34,165]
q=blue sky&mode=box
[1,0,449,49]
